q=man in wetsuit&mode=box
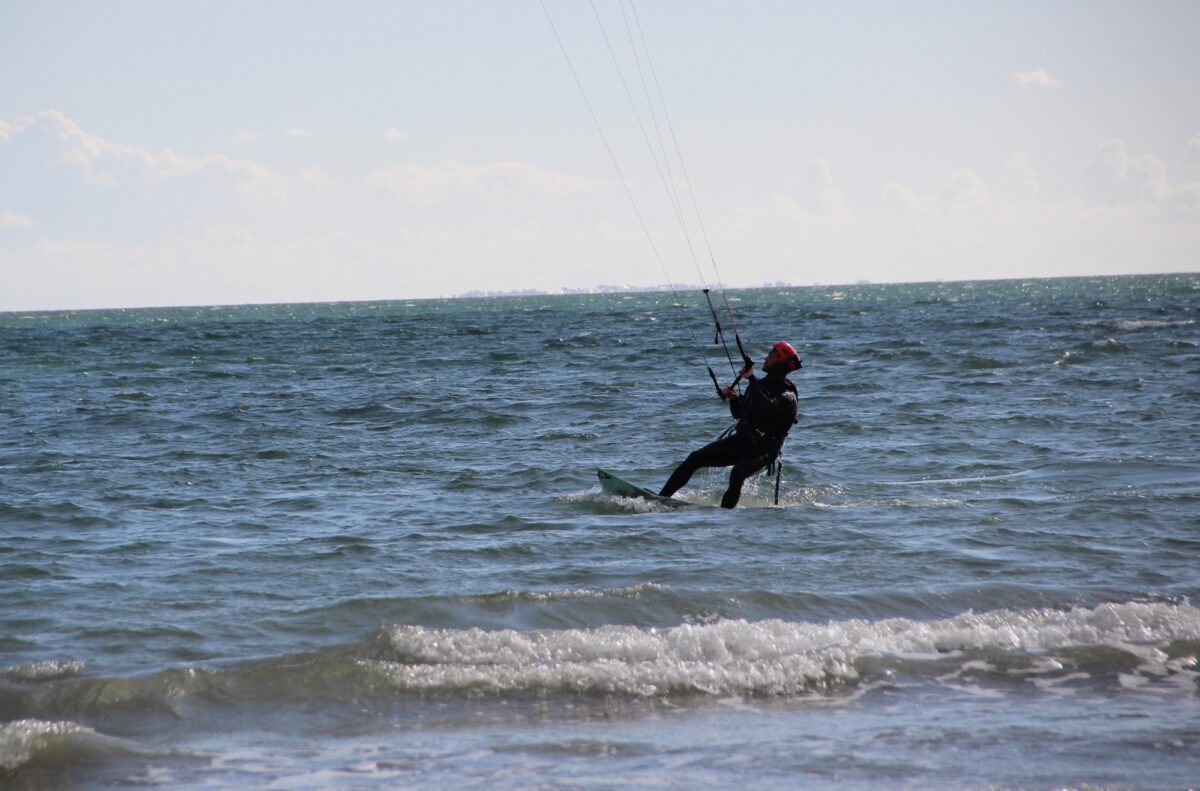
[660,341,801,508]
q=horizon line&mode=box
[2,270,1196,316]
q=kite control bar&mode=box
[708,347,754,401]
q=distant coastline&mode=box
[4,272,1196,315]
[455,280,796,298]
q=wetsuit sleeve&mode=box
[728,379,749,420]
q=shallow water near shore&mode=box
[2,274,1199,788]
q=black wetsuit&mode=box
[659,373,798,508]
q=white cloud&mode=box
[366,161,587,202]
[297,166,332,189]
[937,169,991,210]
[730,195,816,229]
[0,221,618,310]
[998,152,1041,202]
[1012,67,1063,89]
[385,127,410,142]
[0,116,34,145]
[724,149,1196,286]
[882,182,937,223]
[232,130,265,145]
[792,158,846,217]
[3,110,281,193]
[4,104,1195,310]
[730,159,848,233]
[283,127,312,138]
[1160,185,1200,216]
[3,148,1196,311]
[1082,139,1167,206]
[1078,139,1200,217]
[0,210,33,229]
[1190,134,1200,153]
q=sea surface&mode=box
[1,274,1198,789]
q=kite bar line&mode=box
[540,0,753,395]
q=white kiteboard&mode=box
[596,469,696,508]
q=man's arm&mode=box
[720,359,755,417]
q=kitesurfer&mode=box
[659,341,801,508]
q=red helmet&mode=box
[767,340,802,373]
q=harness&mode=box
[722,376,798,505]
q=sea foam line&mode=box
[365,601,1200,697]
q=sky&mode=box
[1,0,1198,311]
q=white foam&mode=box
[2,659,86,681]
[0,719,96,771]
[366,601,1200,697]
[1081,318,1196,331]
[944,683,1005,699]
[562,490,679,513]
[496,582,666,602]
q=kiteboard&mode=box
[596,469,695,508]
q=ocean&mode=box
[1,273,1198,789]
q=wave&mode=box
[112,390,154,400]
[565,489,698,513]
[1086,337,1130,352]
[0,719,151,774]
[479,582,667,603]
[1,661,85,683]
[364,601,1200,697]
[542,332,603,349]
[536,430,601,441]
[1080,318,1195,331]
[326,402,409,420]
[0,603,1196,729]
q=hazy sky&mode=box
[2,1,1198,310]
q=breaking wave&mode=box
[362,601,1200,697]
[0,719,149,774]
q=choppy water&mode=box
[2,274,1198,789]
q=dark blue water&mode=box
[2,275,1198,789]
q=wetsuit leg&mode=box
[721,454,772,509]
[659,434,744,498]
